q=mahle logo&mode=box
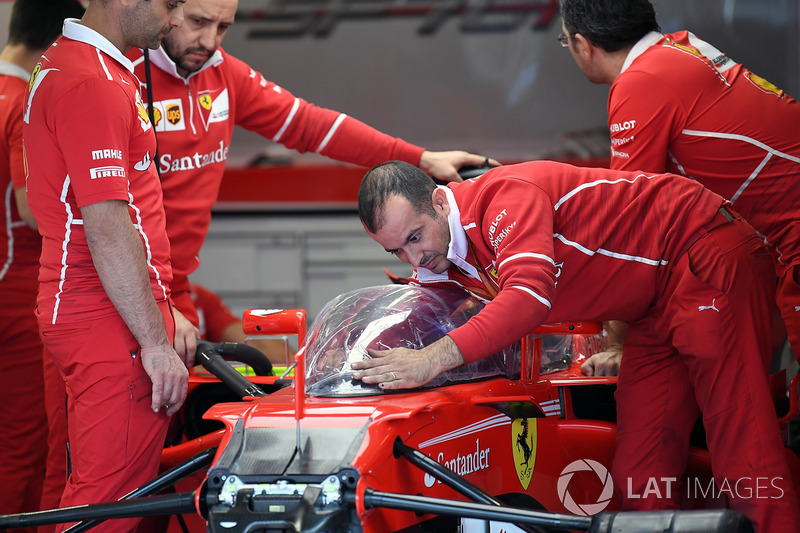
[557,459,613,515]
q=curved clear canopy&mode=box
[303,284,605,397]
[304,284,518,397]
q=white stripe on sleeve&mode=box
[498,252,555,270]
[316,114,347,153]
[510,285,551,309]
[272,98,300,142]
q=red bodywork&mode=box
[155,306,800,532]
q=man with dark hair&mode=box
[39,0,498,512]
[126,0,496,329]
[559,0,658,54]
[23,0,193,530]
[354,160,800,532]
[0,0,83,525]
[557,0,800,381]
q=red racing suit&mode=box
[0,60,48,529]
[608,30,800,361]
[411,161,800,531]
[24,21,174,531]
[128,46,426,325]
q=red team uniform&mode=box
[24,21,175,530]
[411,161,800,531]
[607,31,800,361]
[128,46,426,325]
[0,60,48,527]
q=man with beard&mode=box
[39,0,496,514]
[24,0,191,530]
[128,0,496,328]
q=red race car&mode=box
[193,284,769,532]
[2,284,793,532]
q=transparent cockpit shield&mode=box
[304,285,519,397]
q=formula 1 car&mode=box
[1,284,792,532]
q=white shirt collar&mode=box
[146,45,224,80]
[415,186,481,282]
[0,61,31,82]
[620,31,664,74]
[62,18,135,73]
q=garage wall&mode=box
[198,0,800,321]
[4,0,799,322]
[222,0,800,165]
[2,0,797,164]
[190,213,414,321]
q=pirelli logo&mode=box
[90,166,126,179]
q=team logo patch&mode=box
[136,94,149,124]
[90,166,126,179]
[150,99,185,132]
[134,152,151,172]
[671,41,700,56]
[199,94,213,110]
[511,418,536,490]
[29,63,41,92]
[152,107,163,127]
[166,104,182,125]
[746,72,784,98]
[135,92,151,132]
[197,88,229,131]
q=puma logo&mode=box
[698,299,720,312]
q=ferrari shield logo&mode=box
[29,63,41,91]
[512,418,537,490]
[746,72,784,97]
[196,89,229,131]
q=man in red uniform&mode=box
[556,0,800,377]
[23,0,192,530]
[352,160,800,532]
[0,0,83,527]
[40,0,496,512]
[127,0,496,327]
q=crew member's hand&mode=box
[580,346,622,376]
[141,343,189,416]
[351,335,464,390]
[419,150,500,183]
[172,307,198,368]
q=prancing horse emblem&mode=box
[512,418,537,490]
